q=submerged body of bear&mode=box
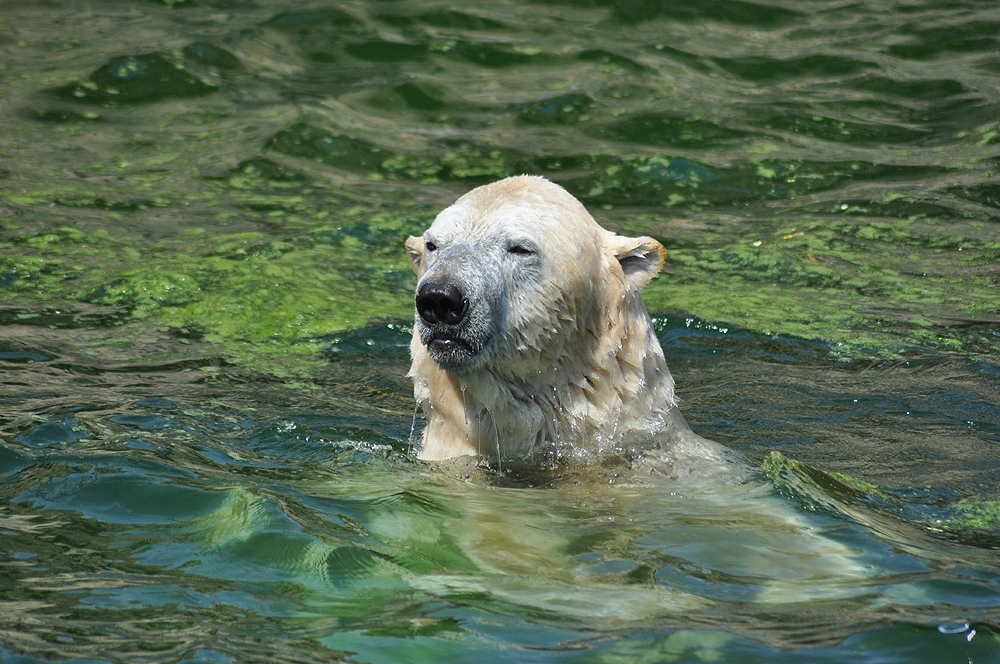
[405,175,728,470]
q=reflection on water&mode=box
[2,319,999,662]
[1,0,999,661]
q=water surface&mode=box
[1,1,999,662]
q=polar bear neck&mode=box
[410,288,678,461]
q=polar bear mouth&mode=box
[428,331,476,354]
[423,329,485,369]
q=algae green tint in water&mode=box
[0,0,999,662]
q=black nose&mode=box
[416,281,469,326]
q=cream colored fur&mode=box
[406,175,723,465]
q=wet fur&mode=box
[406,176,727,468]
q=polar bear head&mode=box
[406,175,664,373]
[405,175,678,461]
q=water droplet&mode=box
[938,622,970,634]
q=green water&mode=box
[1,0,999,662]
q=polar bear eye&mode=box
[507,243,535,256]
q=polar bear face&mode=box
[406,176,664,377]
[404,175,680,461]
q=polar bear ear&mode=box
[609,235,666,290]
[405,236,425,277]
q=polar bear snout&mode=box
[416,280,469,326]
[413,267,494,370]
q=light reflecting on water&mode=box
[2,319,999,662]
[1,0,999,661]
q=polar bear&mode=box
[405,175,729,470]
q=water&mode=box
[1,0,999,662]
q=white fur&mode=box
[406,176,726,468]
